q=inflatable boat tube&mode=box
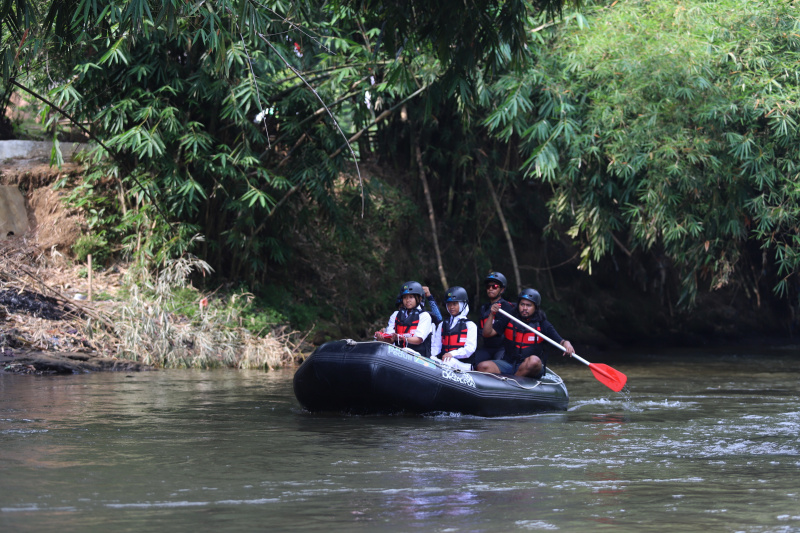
[293,339,569,416]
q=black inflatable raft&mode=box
[293,339,569,416]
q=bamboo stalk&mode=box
[88,254,93,302]
[416,142,448,290]
[484,174,521,292]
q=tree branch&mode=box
[9,80,177,232]
[329,85,428,158]
[258,32,364,215]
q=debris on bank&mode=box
[1,348,149,375]
[1,238,307,373]
[0,236,150,374]
[0,287,151,374]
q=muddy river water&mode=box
[1,345,799,532]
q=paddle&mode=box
[497,308,628,392]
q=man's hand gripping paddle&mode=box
[497,308,627,392]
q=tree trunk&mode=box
[415,142,448,291]
[484,174,521,292]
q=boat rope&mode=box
[470,371,543,390]
[344,340,565,389]
[468,369,564,390]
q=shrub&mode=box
[72,233,110,265]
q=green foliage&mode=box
[160,286,286,332]
[76,264,104,278]
[7,0,673,344]
[72,233,110,264]
[487,0,800,306]
[4,0,570,288]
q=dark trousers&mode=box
[464,346,505,368]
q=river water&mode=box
[1,346,799,532]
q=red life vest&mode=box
[395,309,431,358]
[503,319,544,361]
[441,318,469,353]
[395,310,419,336]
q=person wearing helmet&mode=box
[472,271,516,366]
[476,287,575,379]
[377,281,433,357]
[430,286,477,371]
[392,285,442,326]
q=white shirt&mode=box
[430,304,477,359]
[386,307,432,341]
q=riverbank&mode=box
[2,154,316,373]
[0,238,307,374]
[0,245,149,374]
[0,258,308,373]
[1,347,150,374]
[2,143,797,370]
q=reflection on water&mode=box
[1,348,800,532]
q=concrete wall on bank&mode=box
[1,140,89,240]
[0,185,29,239]
[0,140,88,162]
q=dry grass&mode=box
[114,281,307,370]
[1,238,308,369]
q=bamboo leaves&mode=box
[484,0,800,306]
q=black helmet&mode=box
[484,272,507,288]
[518,288,541,308]
[399,281,424,297]
[445,286,469,303]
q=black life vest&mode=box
[440,318,470,353]
[502,318,544,362]
[395,308,432,358]
[480,298,514,349]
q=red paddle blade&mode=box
[588,363,628,392]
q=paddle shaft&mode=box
[496,308,589,366]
